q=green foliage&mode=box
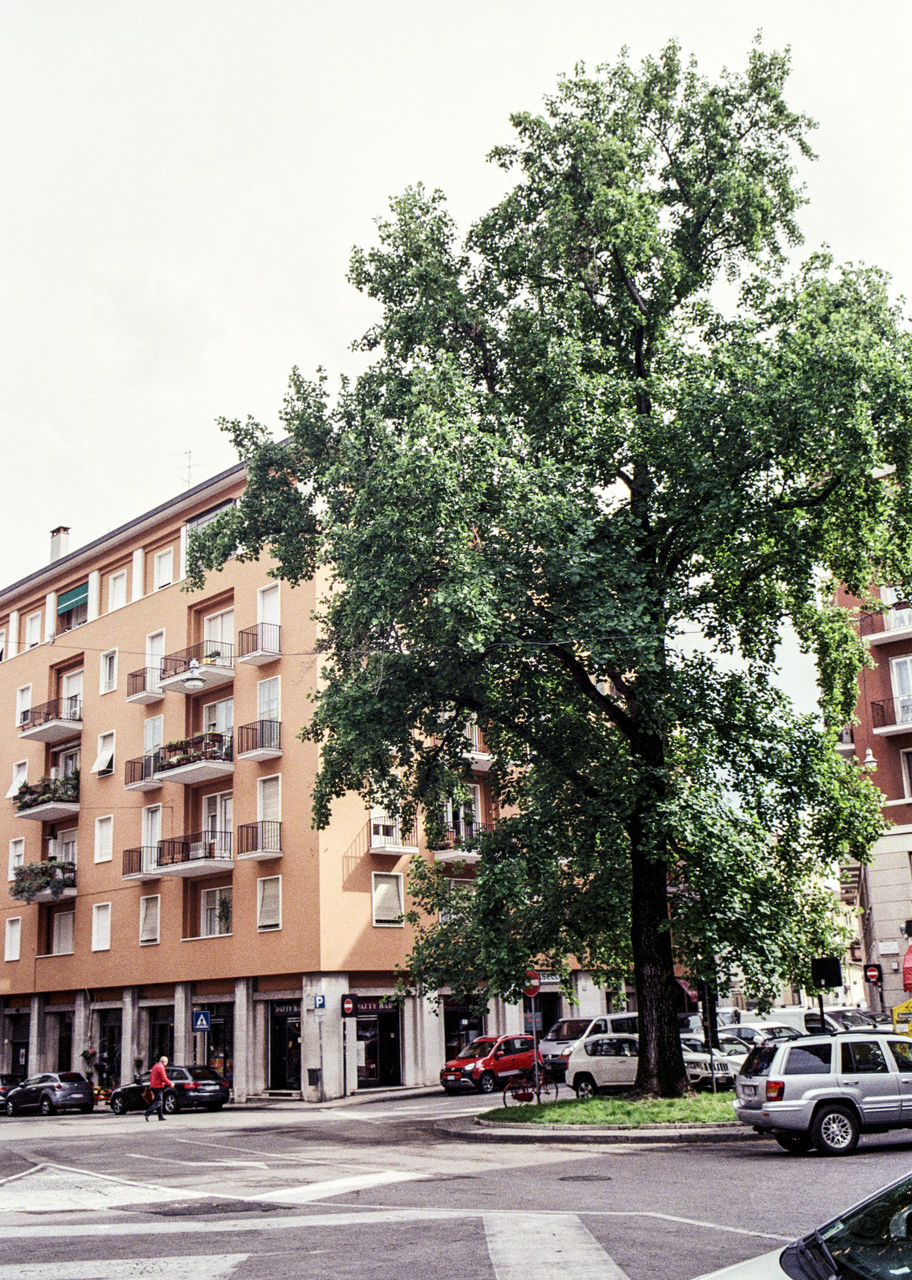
[188,41,910,1094]
[496,1091,736,1126]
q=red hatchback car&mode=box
[440,1034,542,1094]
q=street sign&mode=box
[192,1010,211,1033]
[523,970,541,998]
[341,993,359,1017]
[865,963,883,985]
[314,994,326,1011]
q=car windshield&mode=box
[543,1020,590,1041]
[456,1039,496,1060]
[831,1010,879,1029]
[742,1046,778,1077]
[816,1171,912,1278]
[187,1067,222,1081]
[57,1072,84,1083]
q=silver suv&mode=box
[734,1032,912,1155]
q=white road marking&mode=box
[0,1163,205,1212]
[0,1255,247,1279]
[128,1156,270,1169]
[485,1212,630,1280]
[249,1170,427,1203]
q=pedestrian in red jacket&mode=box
[144,1056,173,1121]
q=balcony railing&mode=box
[127,667,164,703]
[236,719,282,760]
[159,640,235,693]
[236,820,283,860]
[122,846,160,879]
[14,774,80,821]
[428,816,492,850]
[18,697,83,743]
[368,813,418,854]
[237,623,281,665]
[157,829,233,876]
[860,605,912,638]
[124,753,162,790]
[871,696,912,733]
[10,860,77,904]
[152,732,234,784]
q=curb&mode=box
[435,1116,763,1144]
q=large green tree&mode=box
[189,42,911,1094]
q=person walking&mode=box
[143,1055,173,1121]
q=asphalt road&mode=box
[1,1090,911,1279]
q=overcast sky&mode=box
[2,1,908,708]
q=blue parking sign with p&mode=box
[193,1010,211,1032]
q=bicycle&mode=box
[502,1066,560,1107]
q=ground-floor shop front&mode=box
[0,969,606,1101]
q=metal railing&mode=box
[860,606,912,636]
[155,731,233,771]
[122,846,160,877]
[871,696,912,730]
[237,623,281,656]
[160,639,234,679]
[14,775,80,811]
[158,830,233,866]
[127,667,162,698]
[236,720,281,754]
[237,821,282,856]
[369,815,418,849]
[427,817,493,850]
[19,697,82,730]
[124,754,160,786]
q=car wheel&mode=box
[5,1100,14,1116]
[774,1132,811,1155]
[574,1074,598,1100]
[162,1091,179,1115]
[811,1104,859,1156]
[476,1071,497,1094]
[110,1095,126,1115]
[40,1095,55,1116]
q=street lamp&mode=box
[183,659,205,693]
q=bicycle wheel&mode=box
[536,1075,559,1104]
[503,1076,536,1107]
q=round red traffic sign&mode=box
[523,970,541,998]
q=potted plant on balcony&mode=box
[10,860,77,903]
[217,895,233,934]
[423,812,452,851]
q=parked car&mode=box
[440,1034,542,1093]
[693,1167,912,1278]
[539,1017,610,1080]
[566,1034,734,1097]
[681,1035,749,1074]
[725,1023,804,1047]
[762,1005,888,1036]
[0,1075,21,1107]
[108,1065,230,1114]
[734,1031,912,1155]
[5,1071,94,1115]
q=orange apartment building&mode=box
[0,461,605,1101]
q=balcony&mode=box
[159,640,234,694]
[236,720,282,761]
[237,622,281,667]
[124,753,162,791]
[10,860,77,904]
[157,830,233,878]
[368,813,418,857]
[835,725,855,753]
[429,817,491,865]
[126,666,164,704]
[122,846,160,881]
[463,723,494,772]
[14,775,80,822]
[236,820,283,861]
[18,697,82,744]
[153,732,234,785]
[861,605,912,646]
[871,696,912,736]
[840,860,862,905]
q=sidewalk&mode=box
[434,1114,761,1144]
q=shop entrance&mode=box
[269,1001,301,1090]
[442,998,485,1059]
[524,990,562,1036]
[9,1012,28,1077]
[356,998,401,1088]
[147,1006,174,1069]
[55,1011,73,1073]
[201,1002,234,1083]
[96,1009,121,1087]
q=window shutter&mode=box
[139,896,160,944]
[257,876,281,930]
[372,874,403,925]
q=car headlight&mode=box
[560,1047,573,1057]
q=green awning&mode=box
[57,582,88,614]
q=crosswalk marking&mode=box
[485,1212,630,1280]
[249,1170,427,1203]
[0,1256,248,1279]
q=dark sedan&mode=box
[0,1075,21,1107]
[6,1071,94,1115]
[109,1065,230,1115]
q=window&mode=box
[60,669,83,718]
[51,911,74,956]
[258,775,281,822]
[841,1040,888,1074]
[0,628,6,662]
[444,784,482,840]
[24,610,42,649]
[5,761,26,800]
[257,876,282,931]
[5,918,20,962]
[439,877,473,924]
[258,583,280,626]
[15,685,30,727]
[91,732,115,778]
[144,715,163,757]
[889,1040,912,1073]
[94,815,113,863]
[91,903,111,951]
[204,608,234,652]
[372,872,404,926]
[201,887,232,937]
[882,586,912,630]
[100,650,117,694]
[107,570,127,612]
[52,827,78,866]
[139,895,160,945]
[203,792,233,855]
[203,696,234,734]
[187,500,234,534]
[7,838,24,880]
[258,677,280,721]
[56,583,88,633]
[891,656,912,726]
[153,548,173,590]
[783,1043,833,1074]
[142,804,162,853]
[52,745,80,780]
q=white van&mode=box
[765,1006,885,1035]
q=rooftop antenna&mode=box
[174,450,200,489]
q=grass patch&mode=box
[494,1090,737,1126]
